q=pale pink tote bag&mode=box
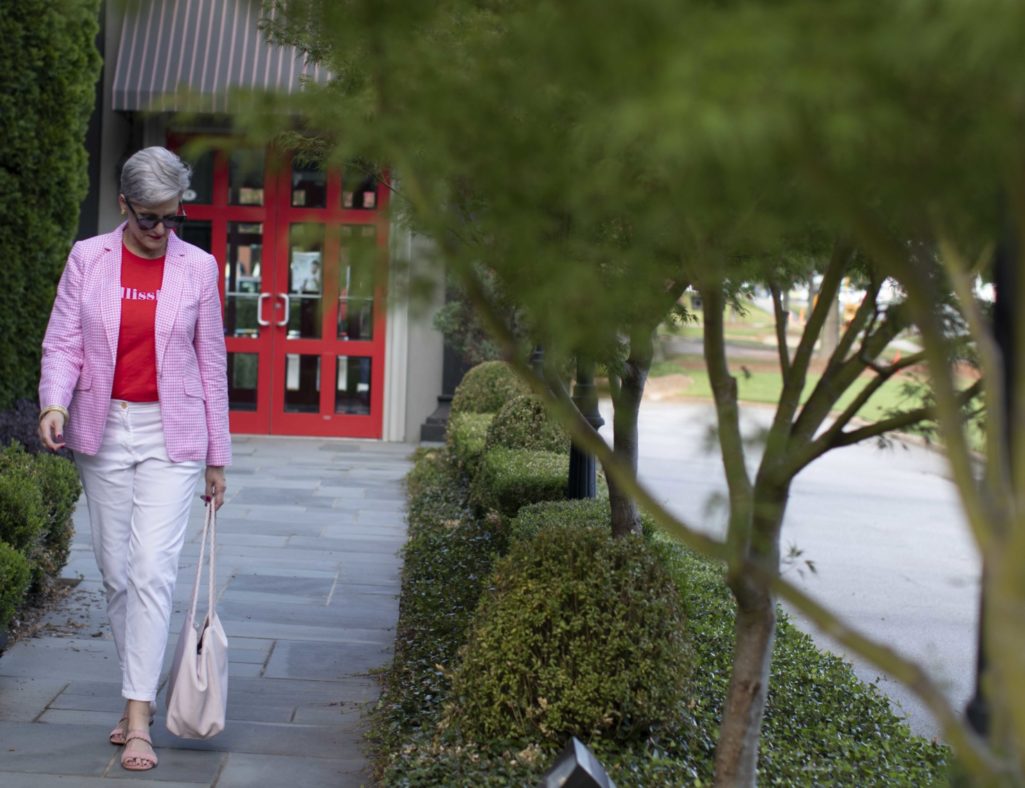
[166,501,228,738]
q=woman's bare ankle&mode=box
[126,699,151,730]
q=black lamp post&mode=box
[531,344,546,375]
[965,229,1017,736]
[567,358,605,499]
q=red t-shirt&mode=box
[111,244,165,402]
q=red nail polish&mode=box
[56,434,63,440]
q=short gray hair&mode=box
[120,146,191,206]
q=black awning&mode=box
[112,0,328,112]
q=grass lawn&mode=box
[650,357,928,423]
[653,298,959,427]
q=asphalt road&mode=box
[599,399,979,742]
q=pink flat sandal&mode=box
[121,729,158,771]
[109,702,156,745]
[108,717,130,745]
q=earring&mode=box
[120,207,126,216]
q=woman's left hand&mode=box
[205,466,226,511]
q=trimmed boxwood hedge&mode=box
[483,394,569,455]
[368,450,508,771]
[0,0,101,409]
[30,451,82,590]
[449,361,529,417]
[444,523,691,745]
[0,455,48,556]
[371,449,949,786]
[0,442,82,632]
[469,447,568,517]
[508,497,612,544]
[446,412,494,472]
[0,541,32,635]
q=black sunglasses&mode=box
[124,198,187,231]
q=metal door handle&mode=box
[257,292,271,326]
[277,293,290,327]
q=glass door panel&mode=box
[184,149,215,205]
[336,356,372,414]
[179,219,212,254]
[287,223,324,340]
[337,225,376,341]
[291,161,327,208]
[224,222,264,338]
[227,352,259,411]
[284,353,322,413]
[341,163,378,210]
[229,149,265,206]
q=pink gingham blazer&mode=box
[39,225,232,466]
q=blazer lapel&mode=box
[155,232,187,374]
[99,228,124,366]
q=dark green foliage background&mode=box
[0,0,101,409]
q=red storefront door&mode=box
[172,142,388,438]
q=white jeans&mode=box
[75,400,203,702]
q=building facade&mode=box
[80,0,446,443]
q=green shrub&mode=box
[374,453,948,787]
[371,449,507,771]
[450,361,529,416]
[31,451,81,589]
[0,458,46,555]
[509,497,612,544]
[0,0,101,409]
[483,394,569,454]
[651,535,949,785]
[0,540,32,632]
[0,443,81,594]
[445,523,691,744]
[446,412,494,472]
[469,447,568,517]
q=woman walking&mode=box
[38,146,231,771]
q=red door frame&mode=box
[169,138,389,438]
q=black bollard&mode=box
[567,359,604,499]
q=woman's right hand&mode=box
[39,411,66,452]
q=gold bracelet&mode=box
[38,405,69,424]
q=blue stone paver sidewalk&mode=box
[0,436,413,787]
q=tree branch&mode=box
[701,283,754,565]
[832,277,881,369]
[820,350,927,436]
[801,159,994,556]
[770,283,791,376]
[935,231,1009,506]
[791,378,983,474]
[769,241,850,453]
[789,305,912,449]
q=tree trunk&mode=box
[819,290,841,359]
[607,331,653,538]
[714,481,789,787]
[713,579,777,787]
